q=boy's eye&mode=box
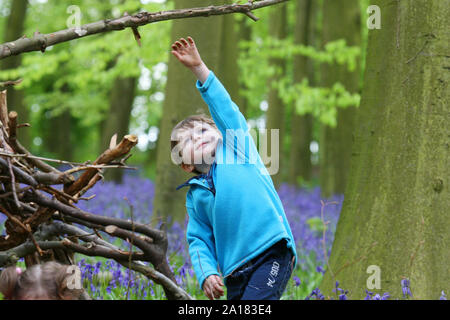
[202,128,207,133]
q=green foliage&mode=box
[306,217,326,235]
[0,0,171,163]
[239,36,361,127]
[278,78,360,127]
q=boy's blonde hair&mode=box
[170,114,218,174]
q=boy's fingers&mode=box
[175,41,183,49]
[180,38,189,47]
[207,288,214,300]
[213,275,224,287]
[171,50,181,60]
[187,36,194,45]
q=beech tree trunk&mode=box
[287,0,316,186]
[237,17,252,117]
[100,76,137,183]
[216,3,242,109]
[319,0,361,198]
[265,1,287,188]
[319,0,449,299]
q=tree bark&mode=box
[100,76,137,183]
[319,0,361,198]
[237,17,252,117]
[153,0,224,224]
[287,0,316,186]
[1,0,29,148]
[265,1,287,188]
[216,2,242,109]
[319,0,449,299]
[44,85,73,161]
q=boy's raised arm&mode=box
[171,36,249,135]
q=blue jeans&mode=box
[224,239,294,300]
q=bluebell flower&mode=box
[381,293,390,300]
[401,278,413,298]
[293,275,301,287]
[364,290,373,300]
[307,288,325,300]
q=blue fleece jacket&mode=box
[176,71,297,289]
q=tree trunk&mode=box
[1,0,29,148]
[237,17,252,117]
[319,0,449,299]
[153,0,224,224]
[265,1,287,188]
[100,76,137,183]
[45,109,73,161]
[319,0,361,198]
[216,3,242,109]
[287,0,316,186]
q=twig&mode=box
[124,196,135,300]
[0,150,136,170]
[64,164,136,175]
[6,157,21,210]
[0,79,23,91]
[26,223,44,256]
[39,185,79,204]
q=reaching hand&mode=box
[171,36,203,69]
[203,274,225,300]
[171,36,210,83]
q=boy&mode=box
[171,37,297,300]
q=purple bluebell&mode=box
[401,278,413,298]
[293,275,301,287]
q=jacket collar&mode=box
[176,161,216,194]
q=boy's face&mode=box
[177,121,221,171]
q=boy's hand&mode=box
[202,274,224,300]
[171,36,209,84]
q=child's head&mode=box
[0,262,83,300]
[171,114,221,174]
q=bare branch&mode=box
[0,0,288,60]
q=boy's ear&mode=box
[181,163,195,173]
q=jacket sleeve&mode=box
[197,71,257,164]
[185,197,220,289]
[196,71,248,136]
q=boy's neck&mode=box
[194,162,212,174]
